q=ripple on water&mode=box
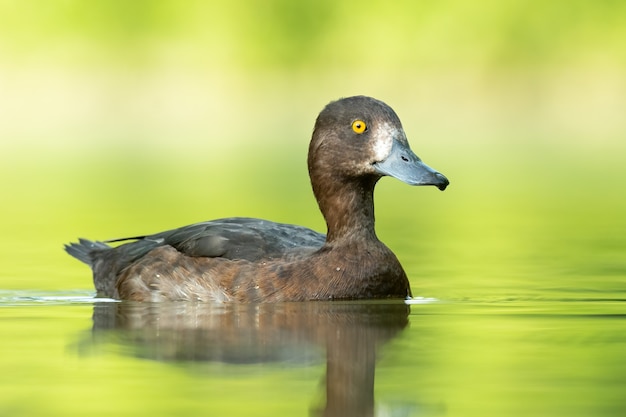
[0,290,117,306]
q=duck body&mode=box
[65,96,449,302]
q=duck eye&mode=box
[351,120,367,134]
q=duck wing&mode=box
[140,217,326,261]
[67,217,325,268]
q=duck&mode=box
[65,96,449,302]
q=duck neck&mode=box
[312,176,380,243]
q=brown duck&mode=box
[65,96,449,302]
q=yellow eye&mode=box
[352,120,367,134]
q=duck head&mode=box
[308,96,449,191]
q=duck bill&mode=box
[373,140,449,191]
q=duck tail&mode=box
[64,239,111,267]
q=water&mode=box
[1,290,624,417]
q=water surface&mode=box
[1,289,624,417]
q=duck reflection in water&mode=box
[88,301,410,417]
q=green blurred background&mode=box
[1,2,626,416]
[0,0,625,297]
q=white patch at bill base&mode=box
[372,122,395,161]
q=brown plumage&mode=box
[65,96,449,302]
